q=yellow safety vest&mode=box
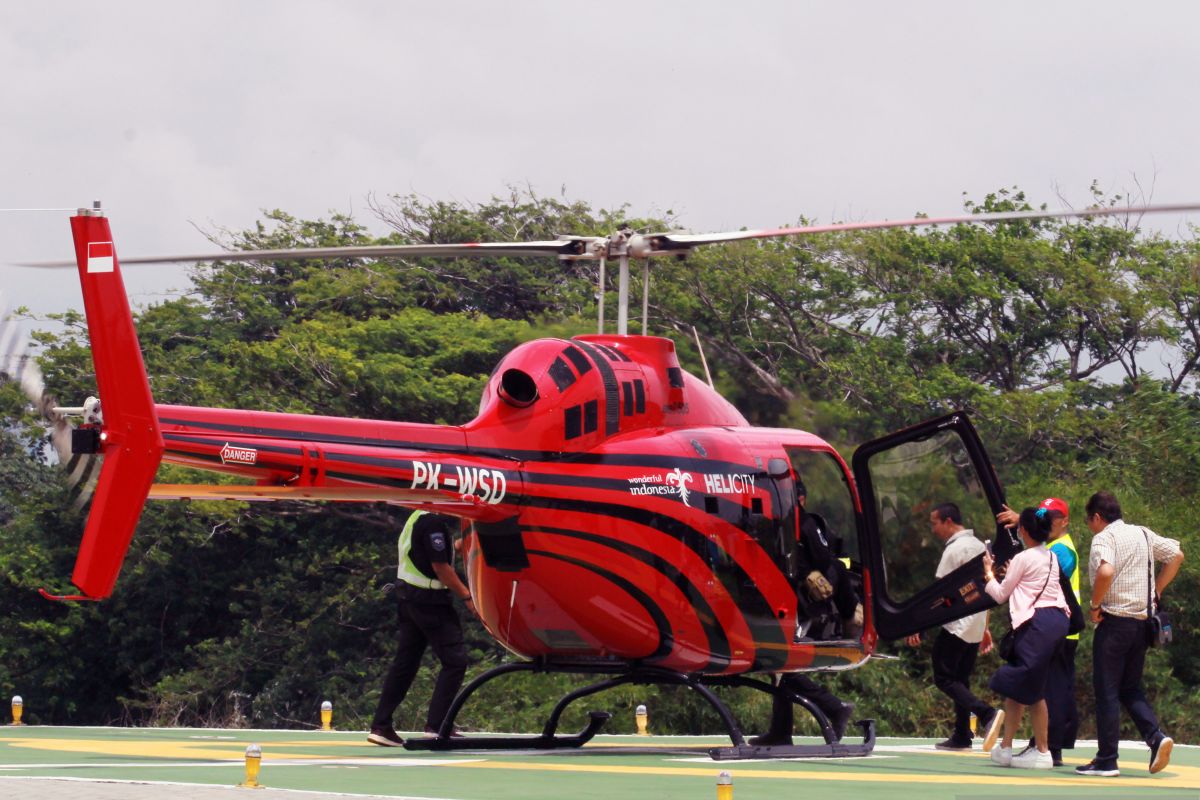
[396,511,446,590]
[1048,532,1081,641]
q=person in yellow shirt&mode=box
[368,511,474,747]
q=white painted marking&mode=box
[0,758,481,770]
[669,755,897,763]
[0,775,476,800]
[86,242,115,273]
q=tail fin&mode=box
[49,207,163,600]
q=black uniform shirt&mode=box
[797,511,839,574]
[408,512,455,581]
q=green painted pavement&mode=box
[2,726,1197,799]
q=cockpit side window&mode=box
[785,449,859,564]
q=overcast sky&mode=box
[3,1,1199,321]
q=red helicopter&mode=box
[10,200,1199,759]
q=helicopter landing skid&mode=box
[403,661,876,760]
[708,719,876,760]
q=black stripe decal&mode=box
[633,380,646,413]
[526,548,674,662]
[597,343,632,363]
[521,494,788,670]
[572,341,620,436]
[622,381,633,416]
[597,344,621,362]
[160,416,779,472]
[561,345,592,375]
[529,526,731,670]
[163,432,302,457]
[165,431,775,500]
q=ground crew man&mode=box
[368,511,473,747]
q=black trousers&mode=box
[371,597,468,731]
[931,628,991,743]
[1045,637,1078,751]
[1092,615,1161,766]
[766,673,844,735]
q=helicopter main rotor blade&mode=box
[17,238,604,268]
[14,201,1200,269]
[647,202,1200,252]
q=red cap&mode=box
[1040,497,1069,517]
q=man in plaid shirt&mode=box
[1076,491,1184,777]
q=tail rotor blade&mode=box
[0,294,101,507]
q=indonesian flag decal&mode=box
[87,241,115,273]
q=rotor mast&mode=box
[603,228,654,336]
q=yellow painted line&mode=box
[2,738,341,761]
[452,757,1200,789]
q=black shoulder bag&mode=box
[1060,565,1085,636]
[997,552,1055,662]
[1143,529,1174,647]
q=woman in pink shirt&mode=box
[981,507,1071,769]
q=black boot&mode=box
[748,728,793,746]
[750,688,794,746]
[829,702,855,741]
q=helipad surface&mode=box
[1,725,1196,799]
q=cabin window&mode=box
[785,448,859,564]
[858,429,994,604]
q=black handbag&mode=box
[1148,608,1173,647]
[1143,529,1174,647]
[1060,568,1085,636]
[997,629,1016,661]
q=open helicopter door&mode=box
[851,412,1014,641]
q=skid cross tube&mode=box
[402,660,875,759]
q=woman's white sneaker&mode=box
[1011,747,1053,769]
[990,745,1013,766]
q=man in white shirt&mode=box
[906,502,1001,750]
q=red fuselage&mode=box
[150,334,873,674]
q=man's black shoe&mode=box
[830,702,855,741]
[1075,759,1119,777]
[367,726,404,747]
[934,738,972,751]
[748,731,793,747]
[1149,735,1173,774]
